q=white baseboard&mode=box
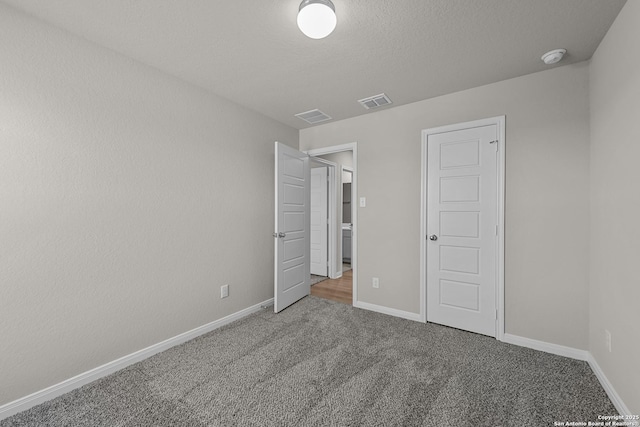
[499,335,634,414]
[502,333,589,361]
[0,298,273,421]
[3,301,632,421]
[354,301,422,322]
[588,353,633,416]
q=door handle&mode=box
[429,234,438,241]
[278,232,286,238]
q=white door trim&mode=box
[305,143,358,306]
[310,157,338,279]
[420,116,505,340]
[341,166,354,271]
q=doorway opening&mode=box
[341,166,353,274]
[309,157,335,283]
[306,144,357,306]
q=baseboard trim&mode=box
[3,302,632,421]
[502,333,589,361]
[354,301,422,322]
[0,298,273,421]
[502,335,632,415]
[587,353,632,416]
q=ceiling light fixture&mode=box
[297,0,337,40]
[541,49,567,65]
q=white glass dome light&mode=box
[297,0,337,40]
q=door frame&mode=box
[305,143,358,306]
[341,166,353,268]
[419,116,506,340]
[310,157,338,278]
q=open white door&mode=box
[274,142,311,313]
[310,167,328,276]
[426,124,498,337]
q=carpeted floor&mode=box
[1,296,617,426]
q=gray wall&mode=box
[0,4,297,405]
[301,63,591,350]
[3,0,637,413]
[589,0,640,413]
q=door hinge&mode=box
[495,310,498,320]
[496,225,498,236]
[489,140,498,151]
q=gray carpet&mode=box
[1,296,617,426]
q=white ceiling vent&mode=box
[295,109,332,124]
[358,93,393,110]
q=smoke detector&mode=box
[541,49,566,65]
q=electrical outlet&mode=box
[605,329,611,352]
[221,284,229,299]
[372,277,379,289]
[360,197,366,208]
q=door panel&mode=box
[275,142,310,313]
[427,125,497,336]
[440,280,480,311]
[310,167,328,276]
[440,211,479,237]
[439,246,479,274]
[440,176,480,202]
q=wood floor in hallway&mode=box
[311,269,352,304]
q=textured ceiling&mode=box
[1,0,627,129]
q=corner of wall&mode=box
[587,0,640,415]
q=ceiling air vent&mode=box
[295,109,332,124]
[358,93,393,110]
